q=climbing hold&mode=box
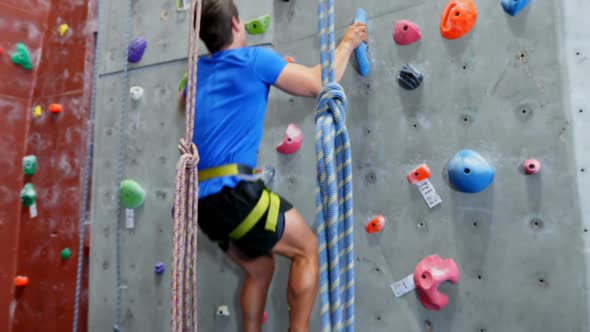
[11,43,33,70]
[501,0,530,16]
[276,124,303,154]
[20,183,36,207]
[354,8,370,77]
[128,37,148,63]
[129,86,144,101]
[23,155,38,176]
[217,305,230,317]
[448,149,494,193]
[245,15,270,35]
[57,24,70,37]
[393,20,422,46]
[365,214,385,234]
[120,179,146,209]
[407,164,431,185]
[49,103,62,114]
[178,72,188,93]
[32,105,42,118]
[523,159,541,175]
[414,255,460,311]
[262,311,268,324]
[398,65,423,90]
[61,248,72,260]
[440,0,478,40]
[14,276,29,287]
[154,262,165,274]
[284,56,295,64]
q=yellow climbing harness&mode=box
[198,164,280,238]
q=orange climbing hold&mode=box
[407,164,432,184]
[284,56,295,64]
[440,0,478,40]
[365,214,385,234]
[49,103,63,114]
[14,276,29,287]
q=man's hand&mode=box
[342,23,368,50]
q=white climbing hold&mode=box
[130,86,144,101]
[216,305,230,317]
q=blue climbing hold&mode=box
[501,0,530,16]
[354,8,370,77]
[128,37,147,63]
[448,149,494,193]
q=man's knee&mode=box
[303,233,318,261]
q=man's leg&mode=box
[227,243,275,332]
[272,208,319,332]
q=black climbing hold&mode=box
[398,65,423,90]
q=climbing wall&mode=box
[89,0,590,331]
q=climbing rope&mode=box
[72,0,104,331]
[171,0,201,331]
[315,0,355,331]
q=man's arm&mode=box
[275,23,367,98]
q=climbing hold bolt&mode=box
[354,8,370,77]
[448,149,494,193]
[130,86,144,101]
[33,105,42,118]
[49,103,63,114]
[414,255,460,311]
[14,276,29,287]
[11,43,33,70]
[393,20,421,46]
[262,311,268,324]
[501,0,530,16]
[154,262,165,274]
[398,65,423,90]
[20,183,36,207]
[276,124,303,155]
[23,155,38,176]
[365,214,385,234]
[217,305,230,317]
[407,164,431,185]
[245,15,270,35]
[61,248,72,260]
[128,37,148,63]
[523,159,541,175]
[440,0,478,40]
[120,179,146,209]
[58,24,70,37]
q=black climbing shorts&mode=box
[198,180,293,258]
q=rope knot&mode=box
[178,138,200,169]
[316,82,348,122]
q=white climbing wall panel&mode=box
[89,0,590,331]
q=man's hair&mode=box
[199,0,239,53]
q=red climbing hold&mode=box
[523,159,541,175]
[393,20,421,46]
[365,214,385,234]
[414,255,460,311]
[407,164,432,185]
[15,276,29,287]
[440,0,478,40]
[276,124,302,154]
[49,103,63,114]
[262,311,268,324]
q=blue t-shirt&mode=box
[193,47,288,198]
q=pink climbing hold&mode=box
[393,20,422,46]
[276,124,303,155]
[262,311,268,324]
[523,159,541,175]
[414,255,460,311]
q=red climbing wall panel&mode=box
[0,1,96,331]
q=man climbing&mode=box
[180,0,367,331]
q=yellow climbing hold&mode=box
[58,24,70,37]
[33,105,42,118]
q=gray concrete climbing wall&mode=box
[89,0,590,331]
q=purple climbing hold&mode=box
[128,37,147,63]
[154,262,165,274]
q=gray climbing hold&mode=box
[398,64,423,90]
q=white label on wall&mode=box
[391,273,416,298]
[126,208,135,229]
[29,203,38,218]
[417,179,442,208]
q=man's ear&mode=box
[231,16,241,32]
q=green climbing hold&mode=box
[120,179,146,209]
[11,43,33,70]
[178,72,188,92]
[20,183,36,207]
[23,155,38,176]
[61,248,71,260]
[245,15,270,35]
